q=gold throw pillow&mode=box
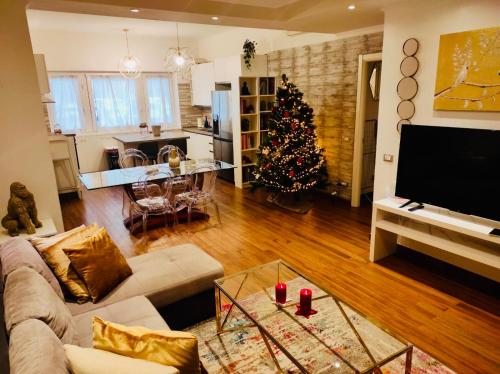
[39,223,100,303]
[92,317,200,374]
[63,228,132,303]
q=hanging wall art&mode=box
[433,26,500,112]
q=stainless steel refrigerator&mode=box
[212,89,234,182]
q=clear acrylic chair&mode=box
[157,145,187,165]
[129,170,175,234]
[176,164,221,226]
[118,149,148,218]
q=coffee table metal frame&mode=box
[214,260,413,374]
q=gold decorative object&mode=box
[168,148,181,169]
[434,26,500,112]
[1,182,42,236]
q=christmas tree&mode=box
[254,74,326,193]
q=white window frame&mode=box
[47,73,92,134]
[142,73,179,130]
[85,72,144,133]
[48,71,179,135]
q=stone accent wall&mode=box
[178,83,211,128]
[267,32,383,200]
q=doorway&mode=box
[351,53,382,207]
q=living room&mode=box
[0,0,499,373]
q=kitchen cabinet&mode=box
[191,62,214,107]
[34,54,50,95]
[186,132,213,160]
[49,135,82,198]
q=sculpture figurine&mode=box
[1,182,42,236]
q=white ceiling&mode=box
[28,0,404,34]
[27,10,230,38]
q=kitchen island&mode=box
[113,130,190,155]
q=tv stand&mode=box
[370,198,500,282]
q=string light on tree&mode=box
[253,74,326,193]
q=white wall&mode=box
[29,29,198,73]
[197,25,384,60]
[0,2,63,231]
[29,29,193,172]
[374,0,500,201]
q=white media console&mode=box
[370,198,500,282]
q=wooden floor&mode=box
[61,180,500,373]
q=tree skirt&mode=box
[266,192,314,214]
[187,278,455,373]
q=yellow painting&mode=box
[434,26,500,112]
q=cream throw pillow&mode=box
[31,224,86,251]
[64,345,179,374]
[93,317,200,374]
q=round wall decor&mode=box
[397,100,415,120]
[400,56,419,77]
[396,119,411,133]
[397,77,418,100]
[397,38,419,132]
[403,38,419,56]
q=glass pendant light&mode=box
[119,28,141,79]
[165,23,195,78]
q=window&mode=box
[90,76,140,129]
[49,76,84,132]
[146,76,173,126]
[48,72,178,133]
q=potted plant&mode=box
[243,39,257,69]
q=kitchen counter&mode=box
[183,127,213,136]
[113,130,189,144]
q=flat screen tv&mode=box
[396,125,500,222]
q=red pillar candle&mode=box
[275,282,287,304]
[299,288,312,314]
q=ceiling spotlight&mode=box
[130,8,140,13]
[348,4,356,10]
[211,16,219,21]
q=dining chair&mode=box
[157,145,187,165]
[175,164,221,226]
[129,170,175,235]
[118,149,148,218]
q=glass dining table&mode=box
[79,159,235,190]
[78,159,235,233]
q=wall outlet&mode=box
[383,154,394,162]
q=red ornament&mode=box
[264,163,272,170]
[283,111,290,118]
[288,170,295,178]
[297,157,304,166]
[308,108,313,114]
[271,139,280,147]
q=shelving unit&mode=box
[238,76,276,186]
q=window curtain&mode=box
[49,76,83,132]
[91,76,140,129]
[146,77,173,126]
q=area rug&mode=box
[187,278,455,373]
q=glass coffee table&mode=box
[214,260,413,373]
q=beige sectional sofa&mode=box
[0,237,224,373]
